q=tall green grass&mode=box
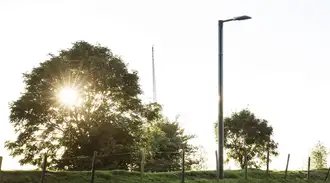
[1,169,329,183]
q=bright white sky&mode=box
[1,0,330,171]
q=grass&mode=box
[1,169,330,183]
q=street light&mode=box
[218,15,251,180]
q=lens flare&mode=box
[58,87,79,106]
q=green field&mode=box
[1,169,330,183]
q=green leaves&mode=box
[6,41,201,172]
[311,141,328,169]
[214,109,279,169]
[143,117,201,172]
[6,41,151,169]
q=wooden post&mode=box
[215,151,219,181]
[181,147,185,183]
[130,152,133,172]
[266,148,270,178]
[90,151,97,183]
[40,154,47,183]
[324,167,330,181]
[284,154,290,180]
[141,149,145,183]
[0,156,3,183]
[244,153,248,180]
[307,157,310,181]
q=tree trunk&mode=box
[239,156,244,169]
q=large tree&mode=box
[6,41,161,170]
[214,109,278,169]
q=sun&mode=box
[58,87,80,106]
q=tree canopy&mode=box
[6,41,201,171]
[311,141,328,169]
[144,116,202,172]
[214,109,278,169]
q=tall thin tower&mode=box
[152,45,157,102]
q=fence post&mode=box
[90,151,97,183]
[307,157,310,181]
[141,149,145,183]
[40,154,47,183]
[181,147,185,183]
[324,167,330,181]
[284,154,290,180]
[215,151,219,181]
[0,156,3,183]
[244,153,248,180]
[130,152,133,172]
[266,148,270,178]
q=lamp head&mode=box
[233,15,252,21]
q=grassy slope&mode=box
[1,169,329,183]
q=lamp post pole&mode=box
[218,19,224,180]
[218,15,251,179]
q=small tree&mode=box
[311,141,328,169]
[214,109,279,169]
[190,145,207,171]
[143,117,202,172]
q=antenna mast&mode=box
[152,45,157,102]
